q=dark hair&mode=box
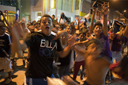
[40,14,53,22]
[93,21,102,29]
[33,22,38,26]
[118,53,128,79]
[52,14,55,17]
[61,12,65,19]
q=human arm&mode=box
[10,23,27,52]
[52,30,67,40]
[116,24,128,39]
[72,45,86,55]
[57,36,76,58]
[73,35,93,46]
[90,8,96,34]
[2,13,27,52]
[102,3,109,37]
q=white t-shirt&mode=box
[74,44,86,62]
[60,19,66,24]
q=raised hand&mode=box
[67,36,76,48]
[102,3,109,15]
[13,22,25,39]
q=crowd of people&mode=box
[0,2,128,85]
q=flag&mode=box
[15,9,20,21]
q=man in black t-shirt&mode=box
[9,14,76,85]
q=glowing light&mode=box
[51,0,55,9]
[124,10,126,13]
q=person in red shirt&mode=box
[109,53,128,84]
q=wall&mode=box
[0,5,16,12]
[82,0,91,13]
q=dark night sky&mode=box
[96,0,128,18]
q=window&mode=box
[57,0,63,10]
[57,0,73,12]
[75,0,79,10]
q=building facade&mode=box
[19,0,92,22]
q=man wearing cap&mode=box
[0,22,12,84]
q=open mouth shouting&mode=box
[45,27,50,31]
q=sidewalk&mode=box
[0,59,27,85]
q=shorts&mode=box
[111,51,122,62]
[0,57,12,72]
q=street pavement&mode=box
[0,52,86,85]
[0,58,26,85]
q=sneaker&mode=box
[5,78,12,84]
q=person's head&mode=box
[27,23,31,28]
[32,20,36,23]
[70,22,74,27]
[0,22,6,35]
[109,27,113,32]
[79,33,85,41]
[40,14,53,36]
[58,27,62,31]
[86,39,103,56]
[80,24,86,31]
[93,21,102,36]
[61,12,65,19]
[52,15,55,20]
[65,25,71,34]
[28,26,35,33]
[83,29,90,38]
[118,53,128,79]
[33,22,39,28]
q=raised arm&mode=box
[2,13,27,52]
[57,36,76,58]
[90,8,96,34]
[102,3,109,37]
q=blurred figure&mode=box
[59,25,72,80]
[59,12,70,29]
[27,23,31,28]
[33,22,40,32]
[109,53,128,85]
[108,27,114,36]
[111,26,128,63]
[82,39,111,85]
[28,26,35,33]
[70,22,76,36]
[31,20,36,25]
[73,32,86,81]
[0,22,12,84]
